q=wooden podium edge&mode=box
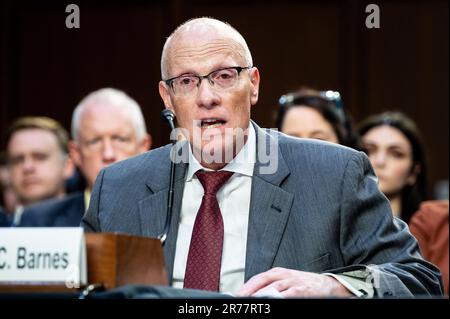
[0,232,168,293]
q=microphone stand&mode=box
[158,109,176,246]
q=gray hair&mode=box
[161,17,253,79]
[71,88,147,142]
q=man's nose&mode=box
[102,139,116,163]
[195,79,220,109]
[22,157,36,173]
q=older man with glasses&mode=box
[82,18,443,298]
[19,88,151,227]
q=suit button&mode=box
[383,291,393,297]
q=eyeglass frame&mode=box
[278,90,345,122]
[163,66,253,95]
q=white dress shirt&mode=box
[172,123,256,293]
[171,124,370,297]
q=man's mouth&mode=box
[200,118,227,129]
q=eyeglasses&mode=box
[278,90,345,122]
[319,90,344,111]
[80,136,134,154]
[164,66,252,96]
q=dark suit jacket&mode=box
[0,207,9,227]
[82,122,443,297]
[19,192,85,227]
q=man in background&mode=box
[19,88,151,226]
[5,117,74,225]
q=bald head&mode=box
[161,17,253,79]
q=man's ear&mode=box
[63,156,75,180]
[68,140,82,168]
[159,81,175,114]
[138,134,152,153]
[249,67,260,106]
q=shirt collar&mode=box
[186,122,256,181]
[84,189,91,211]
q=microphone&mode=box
[158,109,176,246]
[160,109,176,131]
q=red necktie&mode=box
[183,170,234,291]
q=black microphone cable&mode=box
[158,109,176,246]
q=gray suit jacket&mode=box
[82,123,443,297]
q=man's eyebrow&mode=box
[169,65,233,78]
[176,71,197,76]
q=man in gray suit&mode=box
[82,18,442,297]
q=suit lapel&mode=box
[245,125,293,280]
[138,143,188,283]
[137,129,294,282]
[138,191,167,237]
[162,175,185,282]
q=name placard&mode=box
[0,227,87,288]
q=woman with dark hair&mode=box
[358,112,449,294]
[276,88,361,150]
[357,111,426,224]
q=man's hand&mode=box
[236,267,353,297]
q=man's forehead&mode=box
[171,39,244,61]
[8,129,59,151]
[79,104,135,133]
[10,128,56,142]
[172,21,242,48]
[81,102,129,120]
[161,18,251,78]
[175,18,236,38]
[168,34,247,73]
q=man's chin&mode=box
[192,141,236,167]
